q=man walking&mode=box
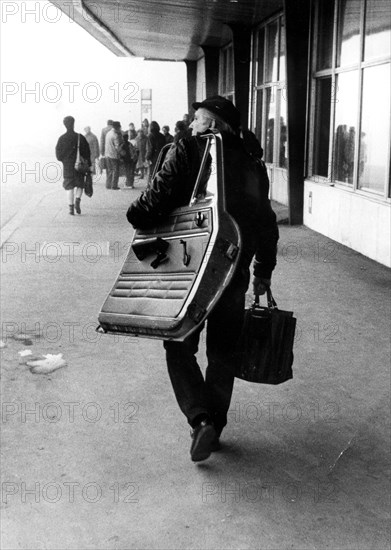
[127,97,279,462]
[105,121,123,190]
[100,119,113,156]
[84,126,100,175]
[99,119,113,183]
[55,116,91,215]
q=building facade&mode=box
[54,0,391,266]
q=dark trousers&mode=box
[164,268,249,435]
[124,162,135,187]
[106,157,119,189]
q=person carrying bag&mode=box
[55,116,91,215]
[75,134,93,198]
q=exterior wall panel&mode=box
[304,180,391,266]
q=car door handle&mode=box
[180,240,191,266]
[195,212,205,227]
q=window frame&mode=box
[219,43,235,103]
[250,13,287,170]
[309,0,391,201]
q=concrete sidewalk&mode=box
[1,177,390,550]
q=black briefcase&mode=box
[235,289,296,384]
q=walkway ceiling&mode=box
[52,0,283,60]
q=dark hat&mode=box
[112,121,121,129]
[192,96,241,130]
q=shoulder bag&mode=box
[75,134,90,174]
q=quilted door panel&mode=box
[99,207,214,326]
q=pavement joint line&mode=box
[0,188,58,249]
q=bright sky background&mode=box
[0,0,188,162]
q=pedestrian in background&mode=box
[128,122,137,140]
[100,119,113,157]
[105,121,123,190]
[84,126,99,175]
[135,129,147,180]
[162,125,174,144]
[174,120,188,143]
[142,118,149,136]
[146,121,165,185]
[183,113,191,128]
[55,116,91,215]
[121,133,137,188]
[99,119,113,177]
[182,113,193,138]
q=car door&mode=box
[97,132,241,341]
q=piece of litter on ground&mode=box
[18,350,33,357]
[0,340,7,348]
[19,351,42,365]
[27,354,67,374]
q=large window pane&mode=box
[265,87,276,163]
[333,71,359,183]
[222,50,227,92]
[220,46,234,96]
[256,28,265,85]
[225,50,229,92]
[265,21,278,82]
[278,89,288,168]
[317,0,335,70]
[364,0,391,61]
[358,64,390,194]
[313,78,332,177]
[337,0,361,66]
[254,89,263,144]
[227,47,234,91]
[279,18,286,81]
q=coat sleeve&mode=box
[253,211,279,279]
[253,162,279,279]
[145,136,153,161]
[55,136,64,161]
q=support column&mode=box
[185,60,197,116]
[283,0,311,224]
[230,25,252,130]
[201,46,220,98]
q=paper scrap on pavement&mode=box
[0,340,7,348]
[18,350,33,357]
[27,354,67,374]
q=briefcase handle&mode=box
[254,288,277,310]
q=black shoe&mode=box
[69,205,75,215]
[190,420,216,462]
[75,198,81,214]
